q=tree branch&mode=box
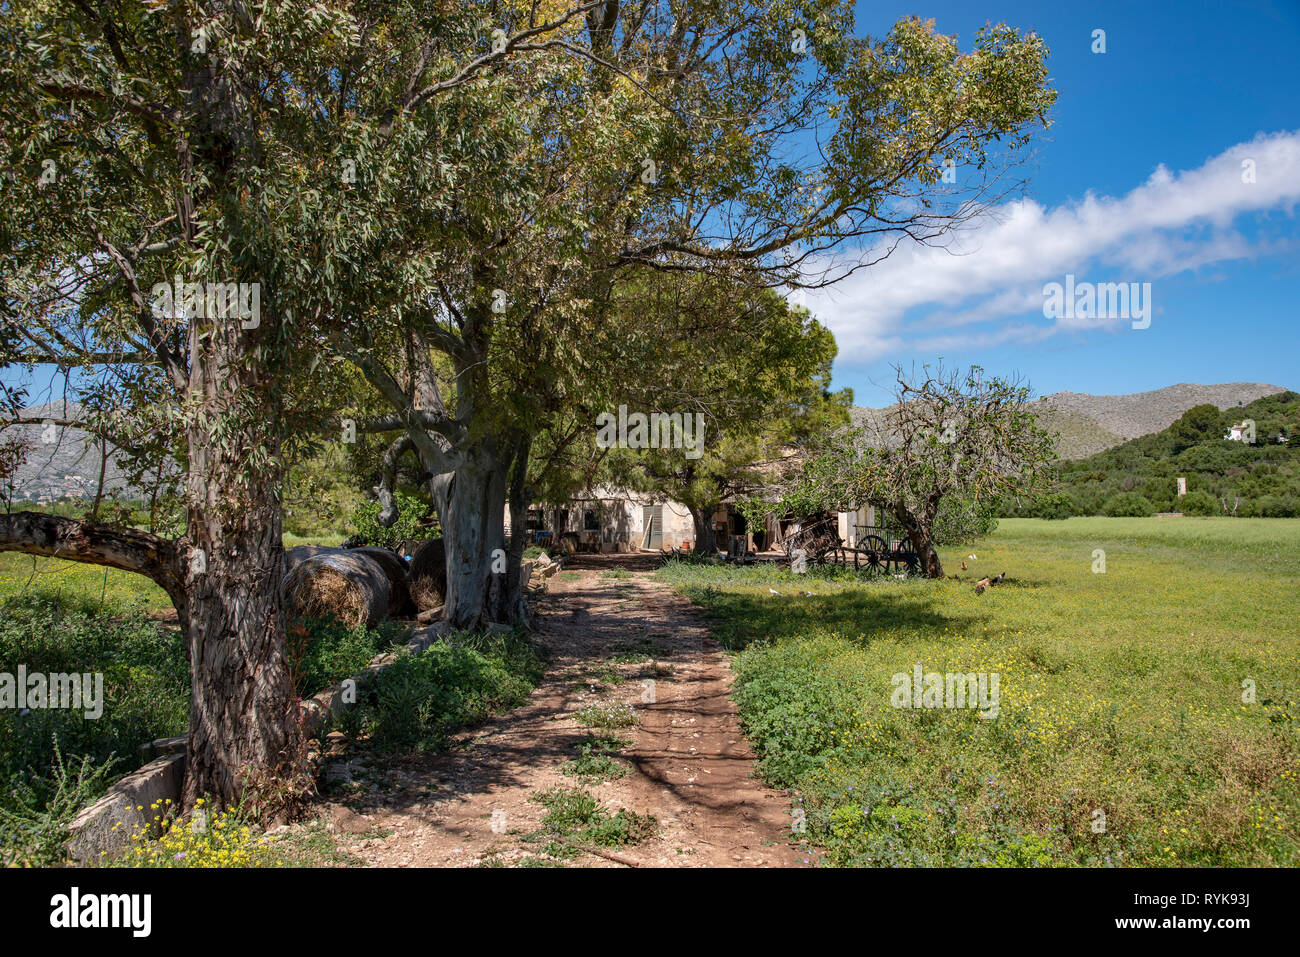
[0,510,184,605]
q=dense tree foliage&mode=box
[590,280,849,553]
[0,0,1057,809]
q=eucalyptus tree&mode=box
[0,0,557,809]
[341,2,1058,626]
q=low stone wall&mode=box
[65,620,450,865]
[66,750,186,864]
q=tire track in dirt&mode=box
[308,554,809,867]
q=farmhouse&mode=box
[514,484,877,556]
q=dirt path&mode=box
[309,555,809,867]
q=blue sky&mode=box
[817,0,1300,407]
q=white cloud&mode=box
[803,130,1300,361]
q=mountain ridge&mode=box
[851,381,1290,460]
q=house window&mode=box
[584,508,600,531]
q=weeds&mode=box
[577,701,637,729]
[528,786,656,859]
[562,733,633,783]
[329,628,546,753]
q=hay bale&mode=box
[348,546,414,618]
[282,551,390,629]
[408,537,447,612]
[284,545,346,574]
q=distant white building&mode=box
[1225,422,1253,442]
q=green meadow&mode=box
[658,517,1300,866]
[0,552,170,616]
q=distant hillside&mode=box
[0,401,135,502]
[1034,409,1125,461]
[1033,382,1288,457]
[1010,390,1300,518]
[852,382,1290,462]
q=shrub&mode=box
[0,739,119,866]
[1101,492,1156,517]
[1032,492,1077,520]
[343,629,545,751]
[1256,495,1300,518]
[1179,489,1218,515]
[288,618,405,699]
[347,490,434,550]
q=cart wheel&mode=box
[861,535,888,574]
[894,546,920,576]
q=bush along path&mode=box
[303,555,811,867]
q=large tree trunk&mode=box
[181,482,293,810]
[494,432,533,626]
[180,309,295,812]
[161,5,297,814]
[440,443,507,629]
[689,504,717,554]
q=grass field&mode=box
[0,552,170,615]
[658,517,1300,866]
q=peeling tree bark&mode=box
[440,441,507,629]
[179,320,295,811]
[493,431,532,625]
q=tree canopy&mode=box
[0,0,1058,809]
